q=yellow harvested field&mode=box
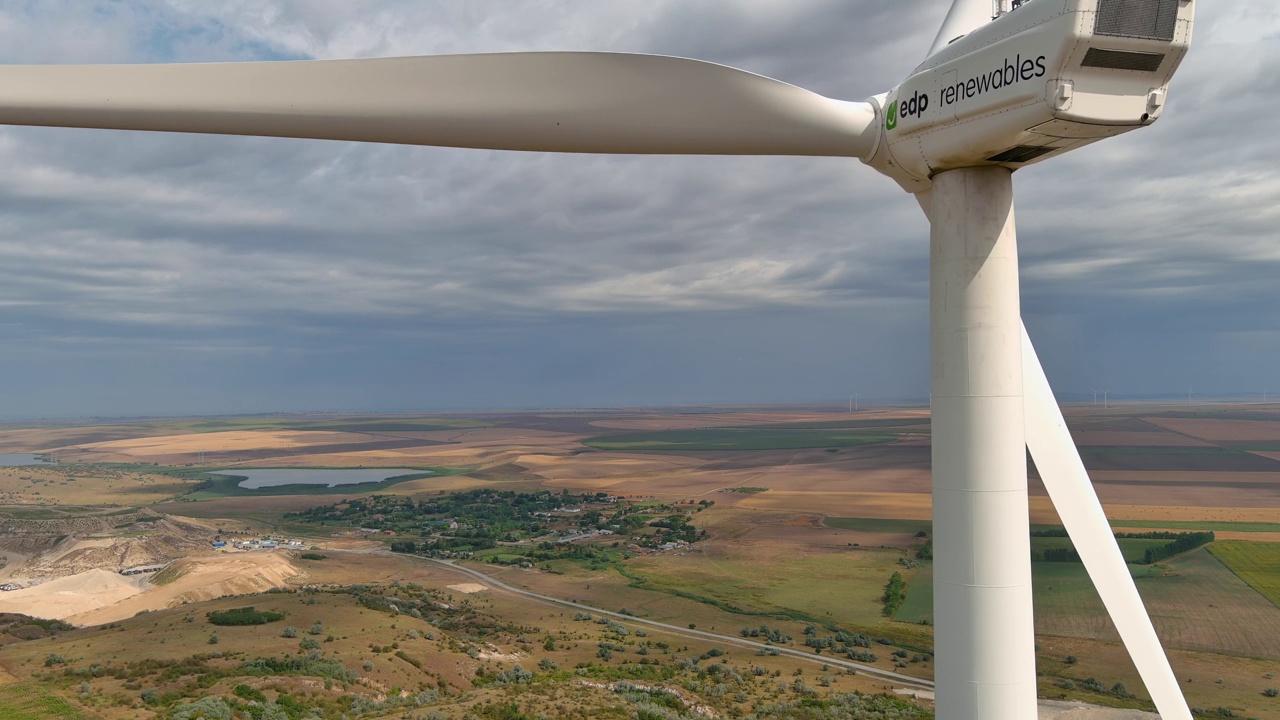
[86,430,355,453]
[516,452,703,480]
[0,569,142,619]
[0,465,193,506]
[1101,504,1280,523]
[739,490,933,518]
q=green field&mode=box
[622,548,912,630]
[1030,537,1171,564]
[0,685,85,719]
[894,561,933,624]
[1207,541,1280,609]
[584,428,897,451]
[1111,519,1280,533]
[823,517,933,535]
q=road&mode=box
[335,548,935,691]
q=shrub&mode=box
[44,653,66,667]
[172,696,233,720]
[207,607,286,626]
[308,621,324,635]
[233,684,267,702]
[1265,688,1278,698]
[281,626,298,638]
[207,633,219,645]
[299,553,327,560]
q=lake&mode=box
[212,468,427,489]
[0,454,52,467]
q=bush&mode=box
[281,626,298,638]
[299,553,327,560]
[207,607,286,626]
[44,653,66,667]
[207,633,219,645]
[172,696,233,720]
[1265,688,1278,698]
[308,621,324,635]
[233,684,267,702]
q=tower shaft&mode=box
[929,166,1037,719]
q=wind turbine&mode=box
[0,1,1195,718]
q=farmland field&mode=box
[582,427,897,451]
[1029,536,1171,564]
[1208,541,1280,609]
[823,517,933,535]
[623,545,914,629]
[1113,518,1280,533]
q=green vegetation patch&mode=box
[624,547,911,629]
[1030,536,1176,564]
[1207,541,1280,610]
[206,607,286,626]
[0,684,85,719]
[1111,519,1280,533]
[583,428,897,451]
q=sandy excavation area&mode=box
[0,551,301,626]
[0,569,143,619]
[447,583,488,594]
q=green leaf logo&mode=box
[886,101,899,131]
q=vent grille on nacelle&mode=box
[987,146,1058,164]
[1082,48,1165,72]
[1095,0,1179,42]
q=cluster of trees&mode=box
[882,572,907,617]
[1142,531,1214,564]
[1032,531,1215,565]
[1038,547,1082,563]
[739,625,792,643]
[205,607,286,626]
[803,628,875,654]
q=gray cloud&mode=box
[0,1,1273,417]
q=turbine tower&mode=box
[0,1,1195,718]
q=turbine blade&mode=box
[1022,324,1192,720]
[0,53,878,158]
[928,0,994,57]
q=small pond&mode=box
[0,454,52,467]
[212,468,427,489]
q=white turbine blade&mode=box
[928,0,994,57]
[0,53,878,158]
[1022,324,1192,720]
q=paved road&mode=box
[335,548,935,691]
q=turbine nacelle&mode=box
[865,0,1194,192]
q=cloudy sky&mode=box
[0,1,1274,418]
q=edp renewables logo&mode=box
[888,53,1049,131]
